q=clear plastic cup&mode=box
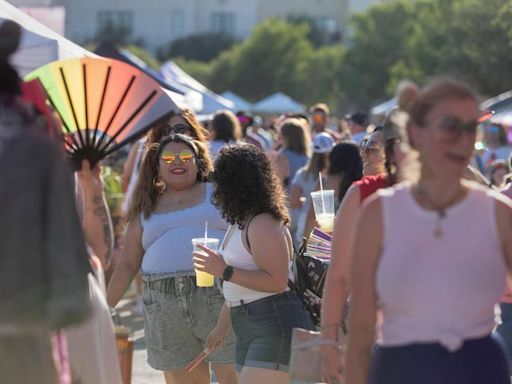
[192,238,219,287]
[310,190,335,233]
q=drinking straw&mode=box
[319,172,326,214]
[204,221,208,246]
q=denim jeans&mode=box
[229,291,315,372]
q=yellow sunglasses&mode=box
[160,149,195,164]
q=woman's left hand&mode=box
[193,244,227,278]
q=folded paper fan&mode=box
[26,57,178,169]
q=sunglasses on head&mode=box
[432,116,478,141]
[360,140,382,154]
[160,149,195,164]
[162,124,192,136]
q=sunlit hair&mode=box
[128,134,213,221]
[279,118,312,156]
[408,79,478,127]
[210,144,290,229]
[146,107,208,146]
[211,110,243,143]
[304,152,328,179]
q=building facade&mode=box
[63,0,349,52]
[62,0,390,53]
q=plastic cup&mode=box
[310,190,335,233]
[192,238,219,287]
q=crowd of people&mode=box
[107,80,512,384]
[3,18,512,384]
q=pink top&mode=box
[500,184,512,303]
[376,182,507,351]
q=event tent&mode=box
[160,60,234,114]
[220,91,253,112]
[370,97,397,118]
[481,90,512,114]
[252,92,304,114]
[0,0,94,76]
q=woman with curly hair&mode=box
[193,144,315,384]
[107,134,237,384]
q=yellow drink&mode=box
[316,213,334,233]
[192,238,219,288]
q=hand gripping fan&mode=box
[26,57,178,169]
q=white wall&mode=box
[65,0,346,53]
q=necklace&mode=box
[414,184,466,238]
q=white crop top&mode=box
[219,224,292,305]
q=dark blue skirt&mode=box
[369,335,510,384]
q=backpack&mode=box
[288,239,330,326]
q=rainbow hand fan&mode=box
[26,57,178,169]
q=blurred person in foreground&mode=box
[320,108,408,384]
[343,80,512,384]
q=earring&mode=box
[153,176,166,194]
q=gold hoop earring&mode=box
[153,176,166,194]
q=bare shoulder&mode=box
[342,184,361,208]
[249,213,282,231]
[495,193,512,232]
[359,193,383,222]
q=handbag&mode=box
[289,327,345,383]
[288,240,330,325]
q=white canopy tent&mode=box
[220,91,253,112]
[370,97,397,117]
[160,60,234,114]
[0,0,94,77]
[252,92,304,114]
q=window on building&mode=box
[314,17,339,34]
[210,12,235,35]
[97,11,134,34]
[171,11,185,38]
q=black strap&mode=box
[244,215,257,253]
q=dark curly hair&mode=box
[210,144,290,229]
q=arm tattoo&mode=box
[93,193,113,265]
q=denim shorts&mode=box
[142,274,235,371]
[229,291,315,372]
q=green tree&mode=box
[339,0,416,108]
[159,32,237,62]
[208,18,313,102]
[390,0,512,98]
[286,15,335,47]
[302,45,346,110]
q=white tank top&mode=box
[376,182,507,351]
[219,224,291,305]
